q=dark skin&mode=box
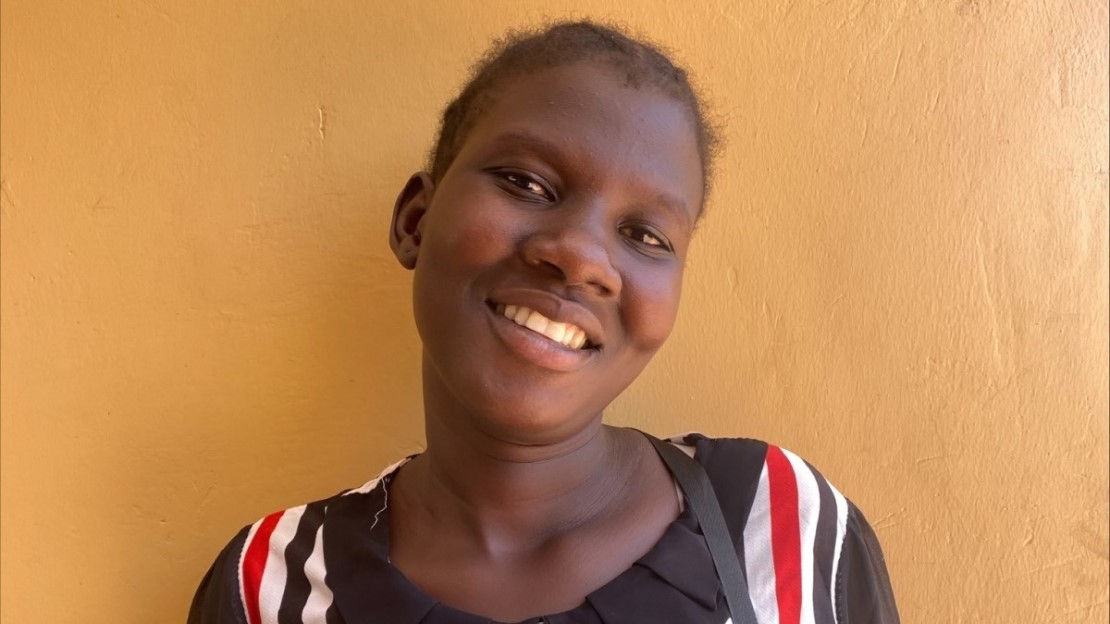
[387,62,705,621]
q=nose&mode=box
[519,215,622,298]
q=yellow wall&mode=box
[2,1,1107,621]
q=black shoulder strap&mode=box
[646,434,760,624]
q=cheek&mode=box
[621,269,684,351]
[421,191,514,272]
[411,185,516,340]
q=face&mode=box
[391,62,704,444]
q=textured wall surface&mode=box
[2,1,1107,622]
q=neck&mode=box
[401,375,644,556]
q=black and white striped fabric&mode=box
[189,434,899,624]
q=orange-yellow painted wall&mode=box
[2,1,1107,621]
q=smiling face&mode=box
[391,62,704,444]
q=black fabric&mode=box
[645,434,759,624]
[811,467,842,623]
[686,437,767,553]
[837,504,901,624]
[189,526,251,624]
[683,436,767,577]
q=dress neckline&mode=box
[321,439,725,623]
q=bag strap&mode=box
[645,434,760,624]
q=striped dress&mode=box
[189,434,899,624]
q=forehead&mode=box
[455,62,705,215]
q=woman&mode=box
[190,20,899,624]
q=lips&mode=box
[485,287,604,354]
[495,303,590,349]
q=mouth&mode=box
[491,302,598,351]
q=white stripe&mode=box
[828,480,849,623]
[257,506,305,624]
[783,449,822,624]
[237,520,264,619]
[670,441,697,459]
[666,432,700,444]
[344,457,411,495]
[662,440,696,513]
[301,523,334,623]
[742,462,777,624]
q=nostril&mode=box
[534,258,567,280]
[520,230,621,297]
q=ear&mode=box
[389,172,435,270]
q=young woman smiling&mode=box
[190,21,899,624]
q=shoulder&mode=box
[188,524,252,624]
[666,433,843,549]
[667,433,900,623]
[187,458,408,624]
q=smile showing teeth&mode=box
[495,303,589,350]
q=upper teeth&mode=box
[497,304,589,350]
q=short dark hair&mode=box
[427,20,721,202]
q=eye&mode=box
[619,224,674,253]
[496,170,555,201]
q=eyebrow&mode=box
[646,192,694,230]
[483,130,570,166]
[484,130,694,229]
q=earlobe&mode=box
[389,172,435,270]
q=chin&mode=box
[481,397,600,442]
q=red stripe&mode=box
[241,511,284,624]
[766,445,803,624]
